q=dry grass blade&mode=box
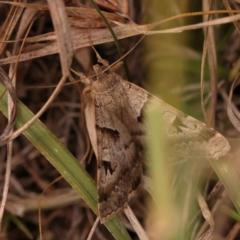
[46,0,73,76]
[0,68,17,145]
[0,1,25,54]
[148,13,240,34]
[117,0,129,17]
[5,189,81,216]
[202,1,218,128]
[93,0,129,17]
[227,74,240,132]
[0,2,126,23]
[222,0,240,32]
[91,0,118,12]
[200,40,208,123]
[225,222,240,240]
[1,12,240,66]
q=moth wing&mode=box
[92,80,145,221]
[122,80,230,160]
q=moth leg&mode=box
[79,72,92,85]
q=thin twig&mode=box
[86,217,100,240]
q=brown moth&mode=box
[83,64,230,222]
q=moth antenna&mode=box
[90,38,123,73]
[93,64,105,76]
[91,45,109,67]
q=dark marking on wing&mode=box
[172,116,186,133]
[98,191,109,202]
[130,130,144,136]
[197,129,217,143]
[124,141,132,150]
[96,126,119,141]
[132,174,141,191]
[137,115,142,123]
[102,161,113,175]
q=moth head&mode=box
[93,62,124,80]
[93,64,107,80]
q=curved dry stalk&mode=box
[196,192,214,240]
[227,74,240,132]
[219,85,240,121]
[196,190,227,239]
[124,205,149,240]
[222,0,240,32]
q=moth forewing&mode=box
[143,94,230,160]
[83,69,144,222]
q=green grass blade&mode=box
[210,158,240,214]
[7,213,33,240]
[221,205,240,222]
[0,82,131,240]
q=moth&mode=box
[83,64,230,222]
